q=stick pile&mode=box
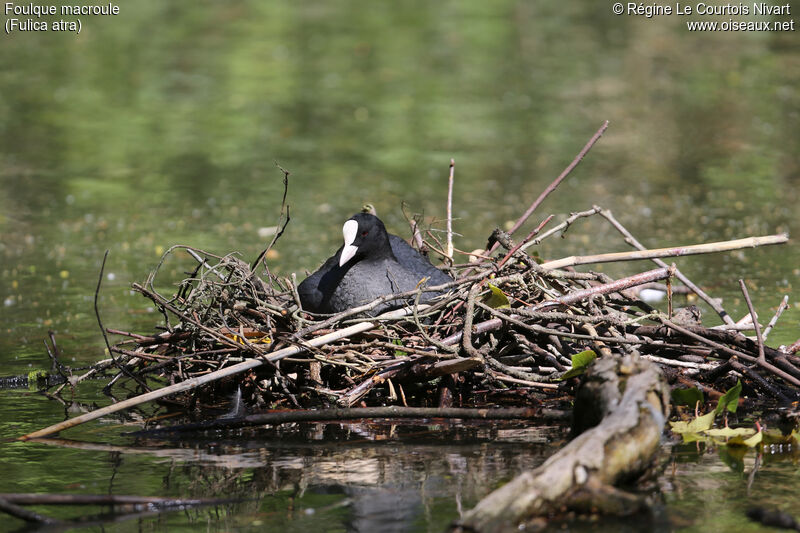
[26,122,798,439]
[100,213,793,414]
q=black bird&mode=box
[298,213,452,315]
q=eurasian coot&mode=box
[298,213,451,314]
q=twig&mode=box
[337,358,418,406]
[44,331,70,382]
[729,359,791,404]
[496,214,554,270]
[461,284,485,360]
[539,234,788,271]
[640,355,717,370]
[535,266,675,309]
[132,283,253,353]
[521,206,603,250]
[503,121,609,242]
[659,317,800,387]
[250,163,291,272]
[739,279,765,364]
[410,219,425,250]
[667,275,673,320]
[411,294,460,355]
[475,303,648,347]
[675,375,727,400]
[94,251,148,392]
[762,295,790,341]
[654,319,757,362]
[95,251,114,366]
[598,207,735,325]
[484,371,560,390]
[440,267,673,346]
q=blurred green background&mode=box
[0,1,798,530]
[2,1,798,368]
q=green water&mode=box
[1,1,799,531]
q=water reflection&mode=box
[24,421,565,531]
[665,440,800,532]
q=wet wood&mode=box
[453,353,670,533]
[130,405,556,436]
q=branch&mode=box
[507,121,609,238]
[540,233,788,271]
[130,406,545,435]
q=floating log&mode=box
[453,352,670,532]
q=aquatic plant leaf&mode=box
[729,430,763,448]
[559,350,597,380]
[743,430,763,447]
[671,387,704,407]
[669,420,690,433]
[27,369,49,391]
[705,427,756,438]
[670,410,716,434]
[483,283,511,309]
[28,369,48,382]
[715,379,742,415]
[681,432,706,444]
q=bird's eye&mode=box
[361,231,368,236]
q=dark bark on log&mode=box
[452,353,670,533]
[129,406,559,436]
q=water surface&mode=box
[1,1,798,531]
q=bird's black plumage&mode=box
[298,213,451,315]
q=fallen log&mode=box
[453,352,670,533]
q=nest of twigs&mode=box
[99,206,799,416]
[88,127,797,419]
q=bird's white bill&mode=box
[339,219,359,267]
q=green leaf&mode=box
[705,427,756,438]
[715,380,742,415]
[671,387,704,407]
[483,283,511,309]
[670,410,716,434]
[571,349,597,368]
[558,350,597,380]
[392,339,407,357]
[729,430,763,448]
[743,430,763,448]
[681,432,706,443]
[27,369,48,391]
